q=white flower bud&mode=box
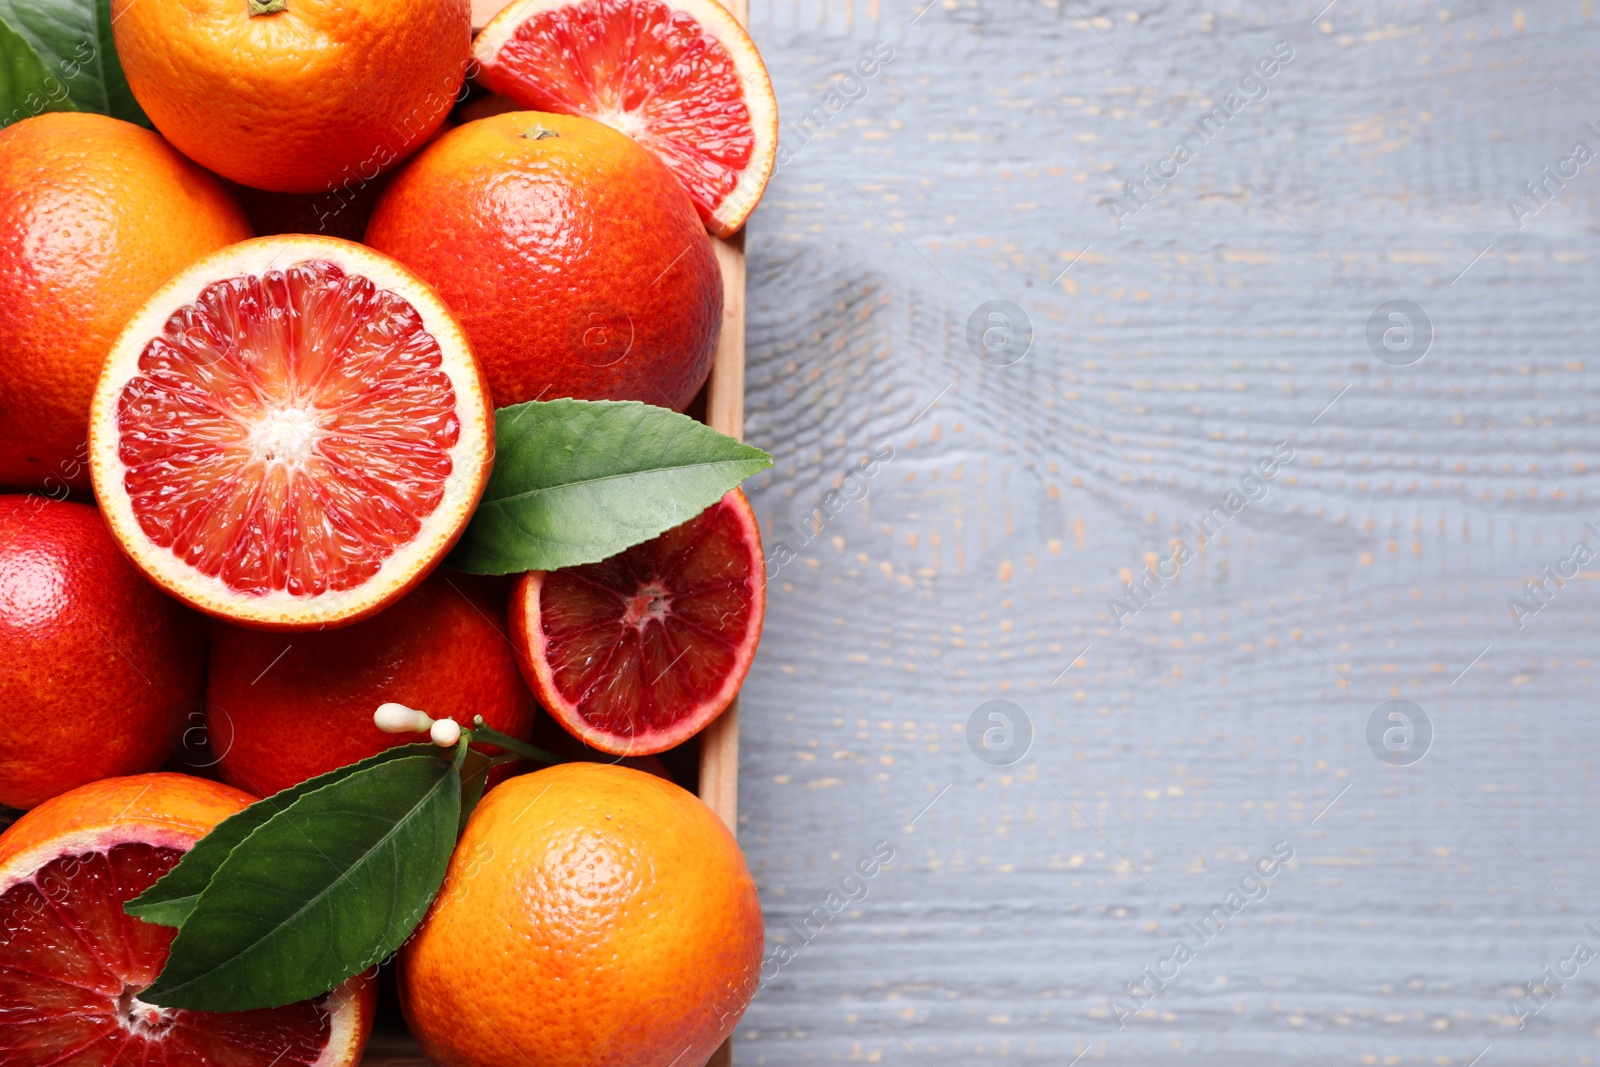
[429,717,462,748]
[374,703,434,734]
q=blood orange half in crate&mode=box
[88,236,493,631]
[0,774,375,1065]
[510,488,765,756]
[472,0,778,236]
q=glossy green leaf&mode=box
[0,0,146,128]
[125,745,437,929]
[138,752,461,1012]
[0,16,70,129]
[449,399,773,574]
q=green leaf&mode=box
[0,0,147,127]
[450,399,773,574]
[0,16,72,129]
[91,0,142,122]
[138,752,461,1012]
[125,745,437,929]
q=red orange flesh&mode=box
[88,236,493,631]
[511,489,764,755]
[0,774,375,1066]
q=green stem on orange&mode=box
[248,0,287,15]
[468,717,567,766]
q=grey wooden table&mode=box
[733,1,1600,1063]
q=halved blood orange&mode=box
[510,488,765,755]
[472,0,778,237]
[0,773,375,1065]
[88,236,494,631]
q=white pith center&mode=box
[624,583,671,628]
[247,405,324,465]
[117,987,175,1037]
[594,107,648,143]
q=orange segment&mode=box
[511,488,765,755]
[89,237,493,631]
[473,0,778,236]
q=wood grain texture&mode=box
[732,1,1600,1065]
[708,15,750,1067]
[700,229,752,850]
[705,13,752,1067]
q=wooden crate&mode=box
[362,2,750,1062]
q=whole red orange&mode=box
[0,113,251,492]
[400,764,763,1067]
[0,497,207,810]
[206,572,535,797]
[365,111,722,412]
[110,0,471,194]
